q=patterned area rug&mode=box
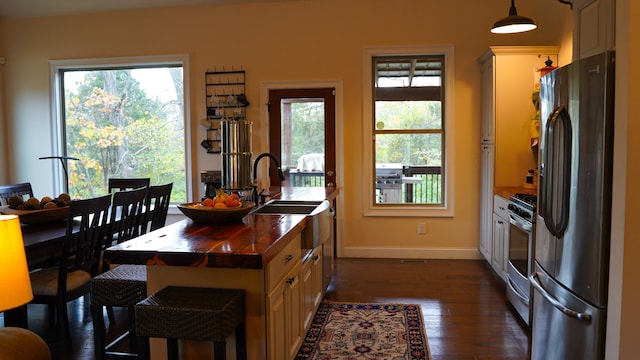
[295,301,431,360]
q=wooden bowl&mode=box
[177,201,255,224]
[0,205,69,225]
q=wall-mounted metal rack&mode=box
[202,68,248,153]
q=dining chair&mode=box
[0,182,34,205]
[107,186,148,248]
[107,178,150,193]
[141,182,173,235]
[28,194,112,352]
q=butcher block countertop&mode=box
[103,186,338,270]
[494,186,537,200]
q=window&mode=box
[363,46,454,217]
[49,55,191,203]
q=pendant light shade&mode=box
[491,0,537,34]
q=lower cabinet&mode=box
[301,246,323,332]
[267,260,302,360]
[266,241,324,360]
[491,195,510,281]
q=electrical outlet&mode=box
[417,222,427,235]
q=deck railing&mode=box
[283,165,442,204]
[403,166,442,204]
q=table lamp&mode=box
[0,214,51,360]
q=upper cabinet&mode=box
[573,0,616,60]
[477,46,559,186]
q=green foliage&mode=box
[374,101,442,166]
[64,68,185,201]
[283,101,325,168]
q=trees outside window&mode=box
[52,57,188,203]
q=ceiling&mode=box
[0,0,292,18]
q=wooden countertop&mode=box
[494,186,537,200]
[103,186,338,270]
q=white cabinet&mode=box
[477,47,558,265]
[266,234,303,360]
[301,246,323,332]
[266,262,302,360]
[492,195,510,281]
[479,144,494,262]
[573,0,615,60]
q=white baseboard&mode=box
[340,246,483,260]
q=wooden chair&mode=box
[29,194,112,351]
[108,187,148,248]
[107,178,150,193]
[92,186,155,359]
[0,182,34,205]
[141,183,173,235]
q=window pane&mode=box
[280,99,325,171]
[63,67,186,202]
[375,101,442,130]
[375,133,443,205]
[375,133,441,166]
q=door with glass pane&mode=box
[268,88,336,188]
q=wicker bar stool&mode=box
[135,286,246,360]
[90,264,148,359]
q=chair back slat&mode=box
[0,182,34,205]
[109,187,148,245]
[142,183,173,234]
[108,178,150,193]
[62,194,112,281]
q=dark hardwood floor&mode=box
[2,258,530,360]
[324,258,531,360]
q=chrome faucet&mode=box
[252,152,285,204]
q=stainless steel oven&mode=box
[506,193,536,325]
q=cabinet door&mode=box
[267,261,302,360]
[479,145,495,261]
[311,246,323,310]
[492,212,509,281]
[480,57,495,144]
[267,276,287,360]
[301,246,324,333]
[573,0,615,59]
[285,268,302,360]
[301,253,315,332]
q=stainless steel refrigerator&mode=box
[531,51,615,360]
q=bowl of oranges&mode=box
[177,190,255,224]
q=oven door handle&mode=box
[529,272,592,321]
[509,213,533,233]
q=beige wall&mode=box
[1,0,638,357]
[610,0,640,358]
[0,0,570,259]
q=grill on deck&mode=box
[376,163,403,203]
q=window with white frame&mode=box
[50,55,191,203]
[363,46,454,217]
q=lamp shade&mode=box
[491,0,537,34]
[0,215,33,312]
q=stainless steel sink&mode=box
[252,200,330,249]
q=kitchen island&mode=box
[103,186,338,360]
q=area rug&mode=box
[295,301,431,360]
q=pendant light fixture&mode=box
[491,0,537,34]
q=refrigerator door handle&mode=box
[530,273,592,321]
[541,106,572,238]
